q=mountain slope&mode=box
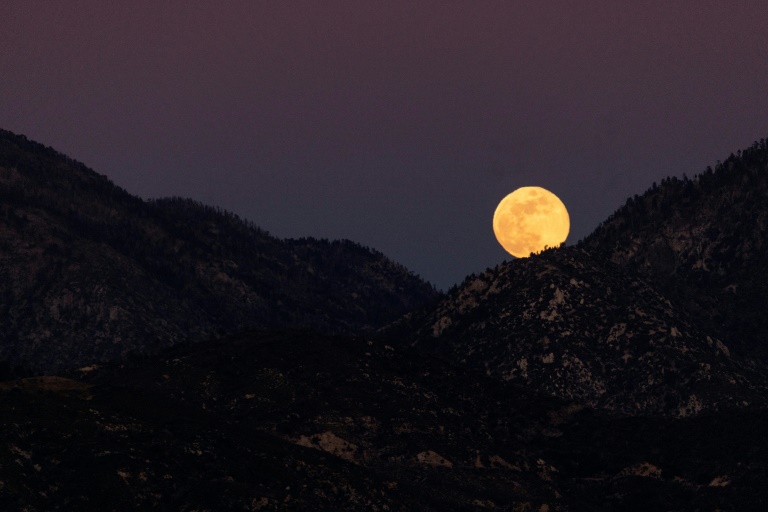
[395,139,768,415]
[0,129,439,372]
[1,330,567,511]
[582,139,768,359]
[4,329,767,510]
[397,247,765,416]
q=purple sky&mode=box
[2,2,768,289]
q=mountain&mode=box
[3,129,768,510]
[0,129,439,372]
[392,139,768,416]
[4,329,767,511]
[582,140,768,360]
[395,246,766,416]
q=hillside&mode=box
[582,139,768,359]
[4,329,767,511]
[392,139,768,416]
[395,246,766,416]
[0,129,439,372]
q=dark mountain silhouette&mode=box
[2,129,768,510]
[582,140,768,360]
[0,129,439,372]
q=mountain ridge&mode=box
[0,128,439,372]
[3,128,768,509]
[582,139,768,359]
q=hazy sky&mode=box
[2,2,768,289]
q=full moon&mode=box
[493,186,570,258]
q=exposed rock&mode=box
[617,462,662,479]
[415,450,453,468]
[709,475,731,487]
[296,431,360,463]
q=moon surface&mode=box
[493,187,570,258]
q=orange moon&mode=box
[493,187,570,258]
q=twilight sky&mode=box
[2,2,768,290]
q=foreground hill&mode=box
[0,129,438,372]
[0,330,564,511]
[3,329,766,511]
[583,139,768,359]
